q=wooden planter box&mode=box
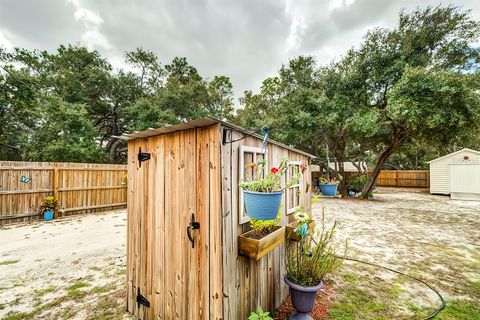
[286,221,315,241]
[238,225,285,260]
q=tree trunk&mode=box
[360,129,405,198]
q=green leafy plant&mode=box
[248,206,281,238]
[347,174,368,193]
[319,174,341,185]
[239,158,301,192]
[248,306,273,320]
[40,196,58,212]
[286,208,346,287]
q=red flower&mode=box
[300,163,307,173]
[271,167,279,174]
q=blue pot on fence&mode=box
[43,210,54,221]
[243,190,282,220]
[320,184,338,197]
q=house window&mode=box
[287,161,302,214]
[239,146,267,224]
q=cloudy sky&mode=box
[1,0,479,99]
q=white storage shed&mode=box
[428,148,480,200]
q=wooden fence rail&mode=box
[342,170,430,188]
[0,161,127,225]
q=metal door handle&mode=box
[187,213,200,248]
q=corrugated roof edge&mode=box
[427,148,480,164]
[115,116,317,158]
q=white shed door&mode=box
[449,164,480,199]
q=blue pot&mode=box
[43,210,54,221]
[320,184,338,197]
[243,190,282,220]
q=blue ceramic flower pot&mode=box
[320,184,338,197]
[43,210,54,221]
[243,190,282,220]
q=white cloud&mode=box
[0,29,13,51]
[67,0,112,50]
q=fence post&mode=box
[53,166,59,217]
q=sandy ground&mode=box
[314,188,480,319]
[1,188,479,319]
[0,210,134,320]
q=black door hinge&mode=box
[138,147,151,167]
[137,288,150,308]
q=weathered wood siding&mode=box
[126,124,222,320]
[220,127,312,319]
[0,161,127,225]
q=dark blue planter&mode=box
[243,190,282,220]
[320,184,338,197]
[284,276,323,320]
[43,210,54,221]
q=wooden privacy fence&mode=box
[343,170,430,188]
[375,170,429,188]
[0,161,127,225]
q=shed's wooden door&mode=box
[127,127,220,320]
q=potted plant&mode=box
[40,196,58,221]
[238,211,285,260]
[285,210,345,319]
[319,174,340,197]
[240,159,300,220]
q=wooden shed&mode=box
[428,148,480,200]
[119,116,315,320]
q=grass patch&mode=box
[2,296,65,320]
[90,282,117,294]
[115,268,126,276]
[0,259,20,265]
[327,264,434,320]
[435,299,480,320]
[85,289,126,320]
[67,289,86,297]
[36,285,57,297]
[66,281,90,291]
[66,281,90,297]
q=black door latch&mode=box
[138,147,150,167]
[186,213,200,248]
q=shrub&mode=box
[347,174,368,193]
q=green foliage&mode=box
[248,306,273,320]
[286,209,345,287]
[239,159,301,192]
[233,5,480,198]
[249,206,281,236]
[40,196,58,212]
[347,174,368,193]
[0,45,235,162]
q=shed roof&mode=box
[427,148,480,164]
[116,116,316,158]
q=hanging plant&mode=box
[240,158,301,220]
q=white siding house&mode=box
[428,148,480,200]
